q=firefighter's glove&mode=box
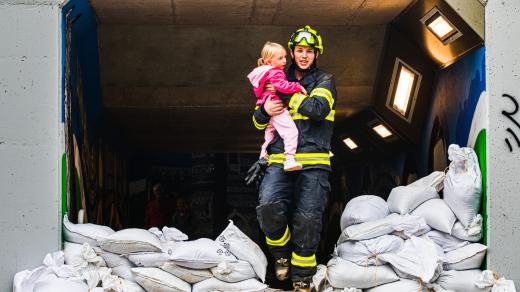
[245,157,268,187]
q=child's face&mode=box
[267,50,287,69]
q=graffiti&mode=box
[502,93,520,152]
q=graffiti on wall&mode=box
[502,93,520,152]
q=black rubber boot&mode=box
[275,257,290,281]
[292,278,312,292]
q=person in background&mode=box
[171,196,193,237]
[145,183,175,228]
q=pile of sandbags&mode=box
[14,219,268,292]
[323,144,516,292]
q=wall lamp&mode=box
[386,58,421,122]
[421,7,463,45]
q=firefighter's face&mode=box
[291,45,316,70]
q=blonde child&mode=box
[247,42,307,171]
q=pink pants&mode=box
[260,108,299,160]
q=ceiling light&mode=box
[427,15,454,39]
[393,66,416,116]
[373,124,392,138]
[421,7,462,45]
[342,138,358,150]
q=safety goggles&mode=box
[294,31,316,46]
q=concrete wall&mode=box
[486,0,520,285]
[0,2,61,290]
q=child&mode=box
[247,42,307,171]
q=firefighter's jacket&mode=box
[252,65,336,171]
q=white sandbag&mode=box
[99,228,163,254]
[340,195,390,230]
[451,215,483,242]
[365,279,447,292]
[63,214,115,246]
[323,288,362,292]
[132,267,191,292]
[475,270,517,292]
[64,242,105,272]
[338,213,430,243]
[33,275,89,292]
[122,279,146,292]
[161,262,213,284]
[326,257,399,289]
[444,243,487,271]
[312,264,328,292]
[379,236,443,283]
[426,230,469,252]
[192,277,267,292]
[171,238,237,269]
[444,144,482,228]
[216,220,267,282]
[387,171,444,214]
[411,199,457,234]
[149,226,189,242]
[210,260,257,283]
[437,269,487,292]
[336,235,404,266]
[95,247,135,281]
[127,251,170,267]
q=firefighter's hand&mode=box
[264,96,284,116]
[245,157,268,187]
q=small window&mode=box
[386,58,422,123]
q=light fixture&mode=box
[421,7,462,45]
[342,138,358,150]
[386,58,421,122]
[373,124,393,138]
[329,151,334,157]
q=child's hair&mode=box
[257,41,286,66]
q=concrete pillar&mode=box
[0,1,61,290]
[486,0,520,285]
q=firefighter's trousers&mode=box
[256,166,330,281]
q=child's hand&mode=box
[301,86,307,95]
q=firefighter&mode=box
[246,25,336,292]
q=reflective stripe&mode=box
[291,252,317,268]
[290,110,335,121]
[289,93,307,111]
[266,226,291,247]
[268,153,331,166]
[252,115,268,130]
[310,88,334,109]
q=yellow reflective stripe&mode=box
[266,226,291,247]
[252,115,267,130]
[289,93,307,111]
[311,88,334,109]
[326,110,335,122]
[268,153,330,166]
[290,110,335,121]
[291,252,317,267]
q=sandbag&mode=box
[149,226,189,242]
[99,228,163,254]
[387,171,444,214]
[95,247,135,281]
[365,279,444,292]
[338,213,430,243]
[426,230,469,252]
[64,242,105,273]
[215,220,267,282]
[63,214,115,246]
[437,269,487,292]
[210,260,257,283]
[323,288,362,292]
[475,270,517,292]
[444,243,487,271]
[192,277,267,292]
[336,235,404,266]
[326,257,399,289]
[444,144,482,228]
[340,195,390,230]
[411,199,457,234]
[171,238,237,269]
[161,262,213,284]
[132,267,191,292]
[451,216,483,242]
[33,275,89,292]
[379,236,443,283]
[127,251,170,267]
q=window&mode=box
[386,58,422,122]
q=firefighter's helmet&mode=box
[288,25,323,55]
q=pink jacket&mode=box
[247,65,303,106]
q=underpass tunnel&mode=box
[61,0,485,287]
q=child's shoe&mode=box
[284,158,302,171]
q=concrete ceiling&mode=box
[92,0,414,153]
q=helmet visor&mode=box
[294,31,316,46]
